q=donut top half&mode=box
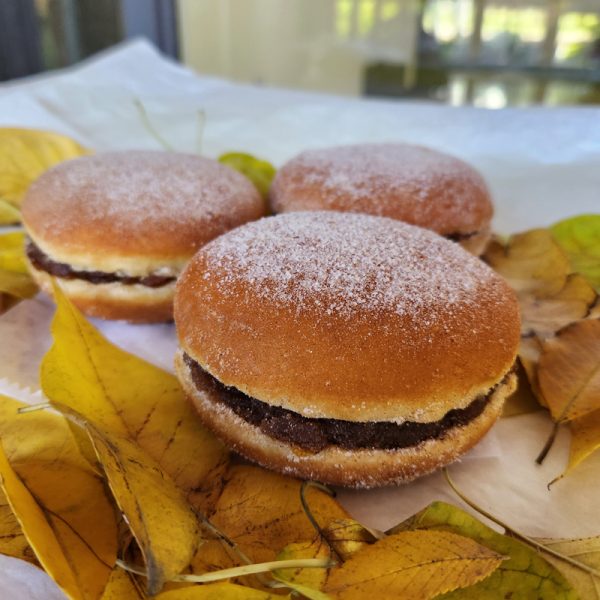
[21,151,266,277]
[270,143,493,241]
[175,211,520,424]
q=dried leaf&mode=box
[0,487,32,563]
[86,423,200,595]
[0,395,118,600]
[41,284,228,511]
[0,232,28,273]
[321,519,377,561]
[207,465,348,564]
[275,537,331,593]
[322,529,503,600]
[551,214,600,292]
[0,432,116,599]
[392,501,577,599]
[519,336,545,405]
[502,359,541,417]
[0,199,21,225]
[154,582,284,599]
[483,230,570,297]
[538,319,600,423]
[219,152,276,200]
[0,231,38,307]
[100,568,144,600]
[519,273,597,336]
[551,408,600,485]
[0,127,88,213]
[536,536,600,599]
[484,231,597,337]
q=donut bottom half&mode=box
[28,260,175,323]
[175,351,516,488]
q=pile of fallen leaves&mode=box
[484,220,600,483]
[0,126,599,599]
[1,285,598,599]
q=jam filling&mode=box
[184,353,502,453]
[26,241,175,288]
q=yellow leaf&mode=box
[536,536,600,600]
[518,336,546,406]
[0,231,28,273]
[538,319,600,423]
[393,501,577,600]
[0,270,38,300]
[0,394,117,600]
[519,273,598,337]
[323,530,504,600]
[0,127,88,210]
[154,582,283,599]
[502,359,542,417]
[87,423,200,596]
[218,152,276,201]
[0,199,21,225]
[484,232,597,337]
[209,465,348,564]
[0,487,33,563]
[41,284,228,512]
[484,230,570,297]
[275,537,331,592]
[321,519,377,562]
[552,408,600,483]
[100,568,144,600]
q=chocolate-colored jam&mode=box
[184,354,500,453]
[26,242,175,288]
[445,230,479,242]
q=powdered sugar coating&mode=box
[176,211,520,421]
[270,143,492,234]
[202,211,496,322]
[22,150,264,258]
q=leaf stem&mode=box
[536,421,560,465]
[196,110,206,155]
[133,99,174,151]
[300,481,344,563]
[17,402,50,413]
[443,468,600,578]
[116,557,334,583]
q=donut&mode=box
[174,211,520,487]
[21,151,266,322]
[270,143,493,255]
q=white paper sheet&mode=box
[1,39,599,598]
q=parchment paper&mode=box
[1,39,599,598]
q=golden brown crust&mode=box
[175,213,521,423]
[176,351,515,488]
[270,143,493,242]
[21,151,266,267]
[28,260,174,323]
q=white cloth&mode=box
[1,39,599,598]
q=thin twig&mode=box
[196,110,206,155]
[17,402,50,413]
[133,99,174,151]
[443,468,600,578]
[116,557,334,583]
[536,421,560,465]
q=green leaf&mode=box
[535,536,600,600]
[551,215,600,292]
[392,501,578,600]
[218,152,276,200]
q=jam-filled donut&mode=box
[270,143,493,255]
[174,211,520,488]
[22,151,265,322]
